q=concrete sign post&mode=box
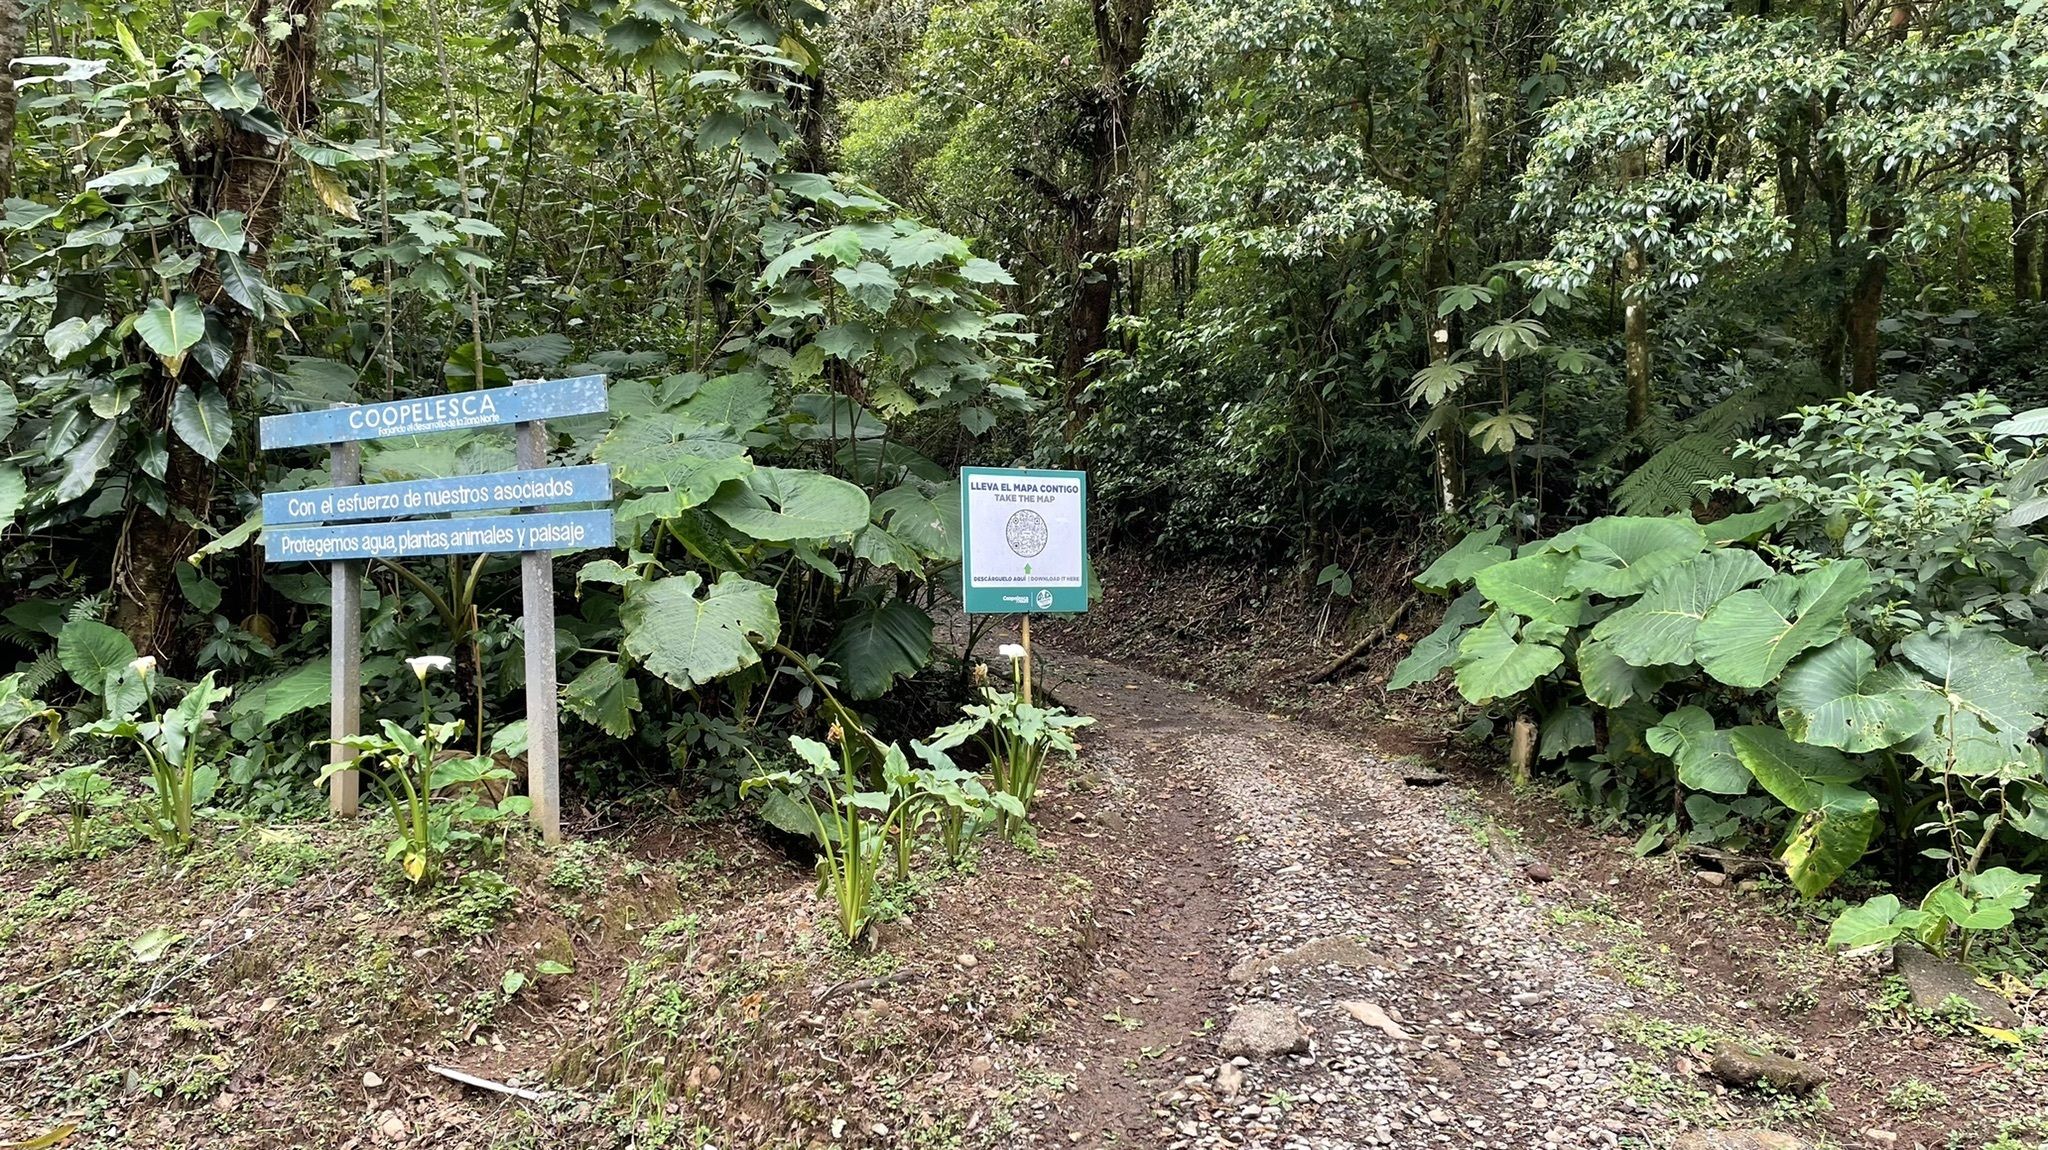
[258,375,613,842]
[959,467,1090,689]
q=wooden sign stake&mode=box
[517,410,562,844]
[1019,614,1033,705]
[329,440,363,816]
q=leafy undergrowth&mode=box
[0,808,1098,1149]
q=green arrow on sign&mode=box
[1023,563,1032,575]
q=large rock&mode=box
[1707,1042,1829,1095]
[1893,945,2019,1027]
[1217,1002,1306,1057]
[1672,1133,1812,1150]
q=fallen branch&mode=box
[1308,596,1416,683]
[428,1064,549,1102]
[813,967,923,1006]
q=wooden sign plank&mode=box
[262,464,611,526]
[263,509,614,563]
[257,375,608,450]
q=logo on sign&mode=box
[1036,589,1054,609]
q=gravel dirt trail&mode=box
[1010,647,1648,1150]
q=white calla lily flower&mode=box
[997,643,1027,660]
[129,655,158,679]
[406,654,455,680]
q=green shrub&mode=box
[1395,393,2048,945]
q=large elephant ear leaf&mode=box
[1897,628,2048,778]
[1561,515,1706,598]
[828,599,934,700]
[1416,527,1508,594]
[707,466,870,542]
[1389,590,1485,691]
[1726,725,1862,812]
[1471,550,1585,625]
[872,482,961,562]
[1780,784,1880,898]
[56,619,145,715]
[1695,559,1871,688]
[1452,612,1563,703]
[1777,637,1940,752]
[620,572,780,690]
[1592,547,1774,668]
[1700,503,1788,546]
[1575,637,1670,707]
[1727,725,1875,896]
[1645,706,1749,795]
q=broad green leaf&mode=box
[136,295,206,374]
[872,483,961,561]
[44,315,108,361]
[85,159,172,191]
[57,619,144,715]
[0,465,24,526]
[1700,503,1788,545]
[229,658,342,726]
[1899,629,2047,739]
[837,441,947,486]
[592,414,748,488]
[815,321,875,362]
[1695,560,1871,689]
[217,252,269,318]
[827,599,933,700]
[1898,629,2048,779]
[1452,613,1563,704]
[564,658,641,739]
[621,572,780,690]
[681,372,773,432]
[1388,589,1485,691]
[707,467,870,542]
[55,420,118,504]
[1827,895,1918,953]
[1472,550,1585,625]
[1645,706,1750,795]
[175,564,223,613]
[1538,706,1595,760]
[188,211,247,252]
[1575,637,1668,707]
[1560,515,1705,598]
[1780,783,1879,897]
[1777,638,1939,752]
[1726,725,1861,812]
[200,70,262,112]
[1416,527,1508,594]
[1591,548,1771,668]
[1963,868,2040,912]
[830,260,899,311]
[170,385,233,462]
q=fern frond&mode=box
[65,593,109,624]
[18,649,64,696]
[1614,434,1749,515]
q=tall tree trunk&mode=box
[0,0,18,203]
[113,0,327,657]
[2013,127,2040,303]
[1056,0,1150,441]
[1840,1,1913,394]
[1621,149,1651,433]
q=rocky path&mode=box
[995,647,1769,1150]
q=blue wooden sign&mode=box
[258,374,608,449]
[262,464,612,526]
[264,509,615,563]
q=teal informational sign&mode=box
[960,466,1088,614]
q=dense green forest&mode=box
[5,0,2048,998]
